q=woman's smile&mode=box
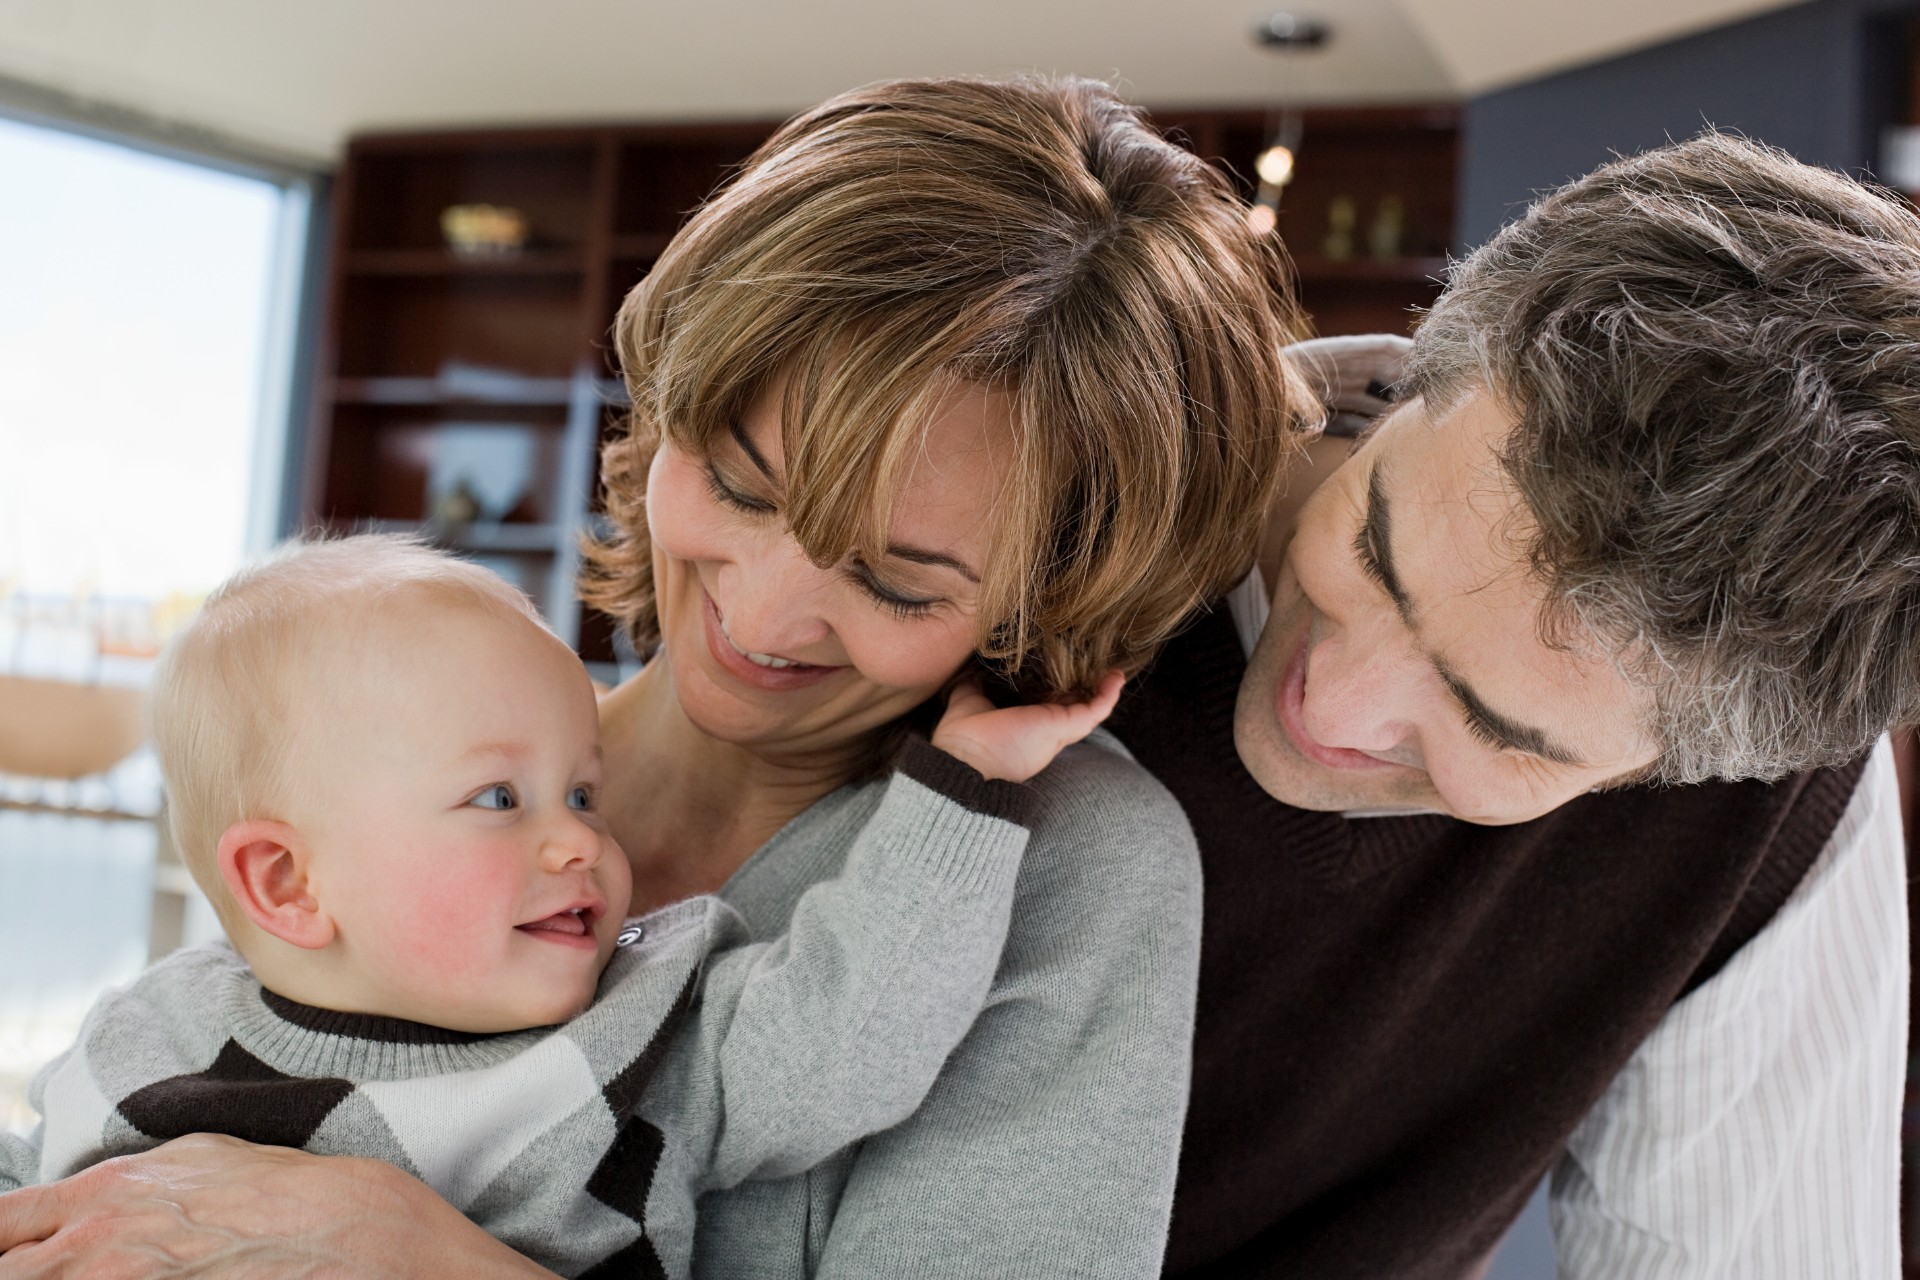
[700,588,846,693]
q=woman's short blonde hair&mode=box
[582,75,1312,695]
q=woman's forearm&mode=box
[0,1136,556,1280]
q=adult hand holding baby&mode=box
[0,1133,551,1279]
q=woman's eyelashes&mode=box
[705,464,777,515]
[848,560,940,619]
[705,462,945,620]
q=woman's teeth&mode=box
[721,622,801,668]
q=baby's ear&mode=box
[217,820,334,950]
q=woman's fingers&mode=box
[0,1137,549,1279]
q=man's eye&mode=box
[568,786,594,812]
[470,784,517,811]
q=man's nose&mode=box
[1300,627,1424,757]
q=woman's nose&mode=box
[712,537,835,657]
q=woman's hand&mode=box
[0,1135,549,1280]
[931,670,1125,784]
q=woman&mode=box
[0,77,1309,1277]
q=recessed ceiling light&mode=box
[1255,13,1331,49]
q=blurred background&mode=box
[3,1,1918,1274]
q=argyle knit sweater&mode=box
[0,738,1031,1280]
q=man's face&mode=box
[1236,386,1662,824]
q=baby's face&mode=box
[294,600,632,1033]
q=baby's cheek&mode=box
[375,856,520,981]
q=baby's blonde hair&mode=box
[151,535,545,933]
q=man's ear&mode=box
[216,820,334,950]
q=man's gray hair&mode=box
[1405,131,1920,783]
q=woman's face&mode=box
[646,379,1012,759]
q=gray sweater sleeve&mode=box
[663,737,1032,1190]
[693,733,1204,1279]
[808,738,1203,1278]
[0,1128,35,1192]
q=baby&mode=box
[0,535,1112,1278]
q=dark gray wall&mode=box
[1459,0,1919,247]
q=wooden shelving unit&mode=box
[302,122,770,672]
[1157,104,1460,336]
[301,106,1458,671]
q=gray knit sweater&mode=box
[0,739,1034,1280]
[694,730,1203,1279]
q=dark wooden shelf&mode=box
[332,376,578,406]
[343,249,586,277]
[1290,255,1451,283]
[610,234,672,260]
[357,517,571,554]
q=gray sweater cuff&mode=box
[895,735,1036,829]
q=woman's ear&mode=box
[216,820,335,950]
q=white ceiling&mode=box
[0,0,1809,165]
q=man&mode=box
[1111,132,1913,1278]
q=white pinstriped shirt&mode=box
[1227,571,1908,1278]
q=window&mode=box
[0,112,314,1135]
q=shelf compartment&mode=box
[613,136,764,236]
[343,249,586,277]
[1288,255,1451,283]
[320,404,570,528]
[345,143,597,252]
[334,274,588,379]
[610,233,672,260]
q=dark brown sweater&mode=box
[1107,604,1867,1280]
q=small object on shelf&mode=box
[1368,196,1406,261]
[428,423,539,525]
[1323,195,1357,262]
[429,477,483,532]
[440,203,530,257]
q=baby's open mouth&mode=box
[518,906,597,940]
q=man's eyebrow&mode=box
[1357,463,1415,627]
[1434,660,1584,766]
[1361,460,1585,767]
[726,419,779,483]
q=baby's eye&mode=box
[567,785,594,812]
[470,784,517,811]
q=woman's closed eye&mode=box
[469,783,517,811]
[705,464,778,515]
[849,559,940,620]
